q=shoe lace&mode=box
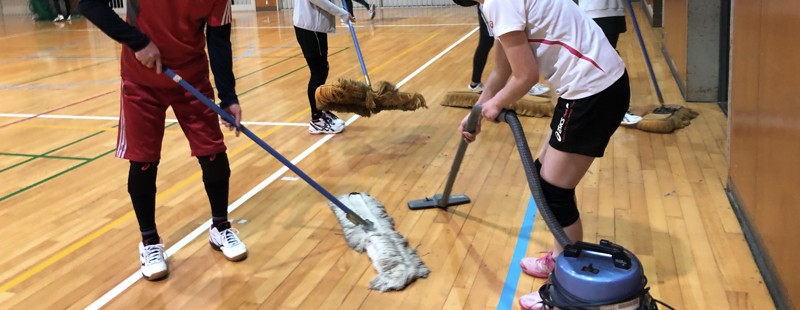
[221,228,242,247]
[143,245,164,265]
[322,111,339,122]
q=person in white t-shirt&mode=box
[453,0,630,308]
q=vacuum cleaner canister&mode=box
[550,240,646,308]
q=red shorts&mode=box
[116,79,227,162]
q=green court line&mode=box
[0,47,337,201]
[0,152,91,161]
[0,148,116,203]
[20,60,116,85]
[238,48,350,97]
[0,131,104,174]
[236,52,303,80]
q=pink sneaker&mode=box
[520,251,555,278]
[519,291,552,310]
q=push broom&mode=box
[164,67,428,291]
[625,0,698,133]
[313,0,427,117]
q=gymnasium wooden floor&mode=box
[0,6,773,310]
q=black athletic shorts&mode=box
[548,71,630,157]
[294,26,328,58]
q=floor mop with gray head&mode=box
[163,67,429,292]
[329,193,430,291]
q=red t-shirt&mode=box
[120,0,232,88]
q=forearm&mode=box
[207,24,238,108]
[78,0,150,51]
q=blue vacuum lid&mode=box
[552,240,645,304]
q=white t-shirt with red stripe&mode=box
[481,0,626,100]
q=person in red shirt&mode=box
[79,0,247,281]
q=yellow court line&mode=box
[1,32,441,291]
[0,109,308,293]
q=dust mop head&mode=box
[329,192,430,291]
[315,79,371,117]
[635,106,698,133]
[440,91,553,117]
[315,78,427,117]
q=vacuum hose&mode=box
[498,109,573,248]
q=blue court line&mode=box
[497,195,538,310]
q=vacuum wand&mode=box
[497,109,573,248]
[163,68,374,230]
[407,104,481,210]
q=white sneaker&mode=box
[621,111,643,126]
[66,15,72,21]
[528,83,550,97]
[309,111,344,134]
[210,226,248,261]
[368,4,377,20]
[322,110,345,128]
[53,15,65,22]
[138,242,168,280]
[467,83,484,93]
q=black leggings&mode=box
[593,16,627,49]
[295,27,329,118]
[52,0,71,16]
[472,7,494,84]
[344,0,371,15]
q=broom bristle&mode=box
[315,79,427,117]
[440,91,553,117]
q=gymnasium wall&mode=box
[0,0,33,16]
[662,0,723,102]
[728,0,800,308]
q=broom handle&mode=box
[439,104,482,207]
[163,68,372,228]
[341,0,371,86]
[625,0,664,105]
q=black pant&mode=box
[295,27,329,118]
[471,7,494,84]
[52,0,71,16]
[344,0,371,15]
[593,16,627,48]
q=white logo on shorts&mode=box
[555,103,569,142]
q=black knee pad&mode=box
[539,172,579,227]
[128,161,159,196]
[198,152,231,184]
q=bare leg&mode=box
[537,133,595,256]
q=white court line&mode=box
[84,26,478,310]
[0,113,306,127]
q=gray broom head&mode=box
[440,91,554,117]
[329,192,430,292]
[315,78,427,117]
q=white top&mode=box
[481,0,626,99]
[579,0,625,19]
[293,0,349,33]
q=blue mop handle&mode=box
[625,0,664,105]
[163,68,372,228]
[340,0,371,86]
